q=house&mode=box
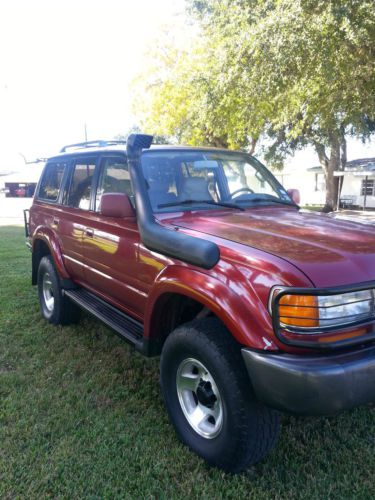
[335,157,375,209]
[272,157,375,208]
[271,164,326,206]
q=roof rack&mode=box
[60,139,127,153]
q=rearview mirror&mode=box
[100,193,135,218]
[287,188,301,205]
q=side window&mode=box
[38,162,67,202]
[68,160,96,210]
[95,157,133,211]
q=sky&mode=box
[0,0,374,173]
[0,0,185,169]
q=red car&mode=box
[26,134,375,472]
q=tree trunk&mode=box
[324,161,340,212]
[340,134,347,169]
[314,136,342,213]
[248,137,257,156]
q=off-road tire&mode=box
[37,255,80,325]
[160,318,279,473]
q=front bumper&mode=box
[242,344,375,415]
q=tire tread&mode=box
[160,317,279,472]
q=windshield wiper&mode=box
[242,195,299,208]
[158,199,245,211]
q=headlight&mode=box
[277,289,374,330]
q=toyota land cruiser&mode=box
[25,134,375,472]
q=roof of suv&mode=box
[50,143,243,161]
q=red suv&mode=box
[26,134,375,472]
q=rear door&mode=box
[58,155,98,282]
[80,154,146,320]
[31,159,68,235]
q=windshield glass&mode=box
[141,150,293,213]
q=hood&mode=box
[166,207,375,287]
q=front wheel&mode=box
[160,318,280,473]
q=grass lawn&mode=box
[301,206,324,212]
[1,226,374,499]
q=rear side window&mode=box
[38,162,67,202]
[67,160,96,210]
[95,157,133,211]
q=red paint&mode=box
[29,184,375,355]
[163,207,375,287]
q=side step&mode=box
[64,289,144,351]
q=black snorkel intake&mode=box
[126,134,220,269]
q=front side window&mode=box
[95,157,132,211]
[222,160,278,197]
[38,162,67,202]
[67,160,96,209]
[141,151,291,213]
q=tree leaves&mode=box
[135,0,375,209]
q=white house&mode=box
[336,157,375,209]
[272,157,375,208]
[272,165,326,206]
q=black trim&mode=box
[271,281,375,349]
[57,160,72,205]
[23,209,30,237]
[64,288,144,351]
[89,155,102,211]
[126,134,220,269]
[242,344,375,415]
[62,286,161,357]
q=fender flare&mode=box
[144,265,278,351]
[32,227,70,282]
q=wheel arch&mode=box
[144,266,277,355]
[31,228,70,285]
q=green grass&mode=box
[301,205,324,212]
[0,226,374,499]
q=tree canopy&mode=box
[136,0,375,210]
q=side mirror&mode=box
[287,188,301,205]
[100,193,135,218]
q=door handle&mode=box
[52,217,59,226]
[85,228,94,237]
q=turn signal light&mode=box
[279,294,319,328]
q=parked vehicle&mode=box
[25,134,375,472]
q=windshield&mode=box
[141,150,293,213]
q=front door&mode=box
[81,155,147,320]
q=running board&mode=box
[64,289,144,351]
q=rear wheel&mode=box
[160,318,280,473]
[37,255,80,325]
